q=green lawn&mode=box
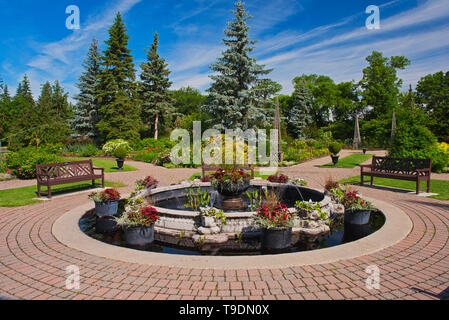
[0,180,126,207]
[62,157,138,173]
[321,153,373,168]
[339,175,449,201]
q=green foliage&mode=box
[63,143,100,157]
[416,71,449,141]
[184,187,210,211]
[102,139,132,156]
[200,207,227,226]
[4,148,60,179]
[96,12,141,143]
[72,38,101,142]
[360,118,391,148]
[202,0,272,130]
[132,137,175,151]
[139,32,176,139]
[288,77,313,139]
[359,51,410,119]
[171,87,206,115]
[328,142,342,155]
[112,146,129,159]
[246,190,263,211]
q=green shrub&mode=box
[112,146,129,159]
[131,151,159,164]
[63,143,100,157]
[389,123,448,172]
[328,142,342,155]
[132,138,176,152]
[4,148,60,179]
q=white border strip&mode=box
[52,197,412,270]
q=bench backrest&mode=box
[371,156,432,175]
[201,165,255,178]
[36,160,94,181]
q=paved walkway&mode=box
[0,153,448,300]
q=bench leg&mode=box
[102,175,105,188]
[92,179,96,187]
[37,184,41,198]
[361,174,364,185]
[48,186,52,199]
[370,176,374,185]
[416,179,420,195]
[427,178,430,193]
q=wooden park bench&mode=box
[201,165,255,179]
[360,156,432,194]
[36,160,104,198]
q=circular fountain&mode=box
[79,179,385,256]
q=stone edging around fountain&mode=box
[52,192,412,270]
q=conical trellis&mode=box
[273,97,283,162]
[353,114,362,150]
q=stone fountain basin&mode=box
[148,181,334,247]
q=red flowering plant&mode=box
[254,203,294,230]
[341,190,376,212]
[210,168,251,188]
[135,176,159,190]
[89,188,121,203]
[267,173,289,183]
[115,205,160,228]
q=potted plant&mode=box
[254,192,294,250]
[328,142,342,166]
[89,188,121,217]
[135,176,159,191]
[342,190,376,225]
[113,146,129,170]
[210,168,252,196]
[199,206,227,228]
[115,205,160,246]
[267,173,289,183]
[102,139,132,170]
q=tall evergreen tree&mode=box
[202,0,272,131]
[96,12,141,142]
[139,32,175,139]
[288,78,313,140]
[72,38,101,142]
[15,74,34,106]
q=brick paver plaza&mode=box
[1,151,448,300]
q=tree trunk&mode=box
[154,113,159,140]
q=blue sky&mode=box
[1,0,448,101]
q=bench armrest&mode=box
[93,167,105,173]
[416,168,431,175]
[360,164,372,172]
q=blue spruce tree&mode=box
[288,77,313,140]
[202,0,272,131]
[72,38,101,142]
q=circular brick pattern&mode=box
[1,157,448,300]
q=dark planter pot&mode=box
[362,148,367,154]
[261,227,292,250]
[95,200,119,217]
[124,225,155,246]
[116,158,125,170]
[344,209,371,225]
[95,216,119,234]
[331,155,339,166]
[342,222,371,243]
[215,181,250,197]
